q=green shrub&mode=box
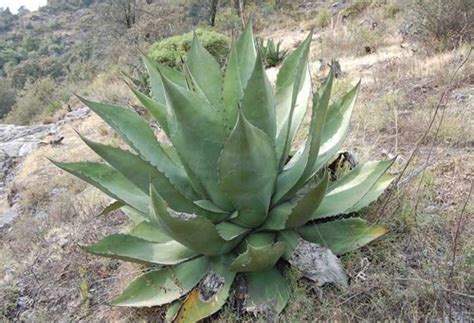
[4,78,59,125]
[407,0,473,50]
[341,0,372,18]
[148,28,230,68]
[315,8,332,28]
[215,8,241,33]
[0,79,16,118]
[383,4,401,19]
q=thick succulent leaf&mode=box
[218,112,278,227]
[175,255,236,322]
[311,159,395,220]
[311,82,360,174]
[277,230,300,259]
[166,300,183,322]
[80,137,201,211]
[78,97,191,196]
[285,170,329,228]
[223,22,257,127]
[272,71,333,203]
[142,55,187,104]
[85,234,197,265]
[130,87,169,135]
[295,69,333,187]
[263,171,328,230]
[193,200,228,214]
[111,256,208,307]
[123,206,148,224]
[234,22,257,86]
[83,138,228,223]
[98,200,125,216]
[346,173,396,213]
[150,187,243,256]
[244,268,290,315]
[216,222,249,241]
[298,218,387,255]
[162,72,233,210]
[230,241,285,272]
[240,51,276,140]
[128,221,171,243]
[186,34,223,110]
[275,31,312,166]
[51,161,148,213]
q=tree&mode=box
[208,0,219,26]
[105,0,138,29]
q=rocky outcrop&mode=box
[0,107,90,228]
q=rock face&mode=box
[0,107,90,228]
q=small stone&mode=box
[289,239,348,288]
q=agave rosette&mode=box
[53,23,394,321]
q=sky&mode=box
[0,0,47,13]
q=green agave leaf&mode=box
[273,70,333,203]
[150,187,243,256]
[311,159,395,220]
[263,171,328,230]
[175,255,236,322]
[85,234,197,265]
[223,22,257,127]
[311,82,360,174]
[193,200,228,214]
[218,111,278,228]
[78,97,191,196]
[260,202,292,231]
[51,160,148,213]
[80,136,200,210]
[128,221,171,243]
[142,55,187,104]
[216,222,249,241]
[123,206,148,224]
[230,240,285,272]
[98,200,125,216]
[240,51,276,141]
[294,68,333,187]
[165,300,183,322]
[161,72,233,210]
[285,170,329,228]
[130,87,169,135]
[277,230,300,259]
[245,267,290,315]
[186,34,224,110]
[275,31,312,167]
[298,218,388,255]
[346,173,396,213]
[111,256,208,307]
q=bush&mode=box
[315,8,332,28]
[0,79,16,118]
[4,78,60,125]
[148,28,230,68]
[407,0,473,50]
[383,4,400,19]
[341,0,372,19]
[215,8,241,33]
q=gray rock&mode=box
[0,123,57,157]
[288,239,348,288]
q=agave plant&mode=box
[256,37,288,68]
[53,23,394,321]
